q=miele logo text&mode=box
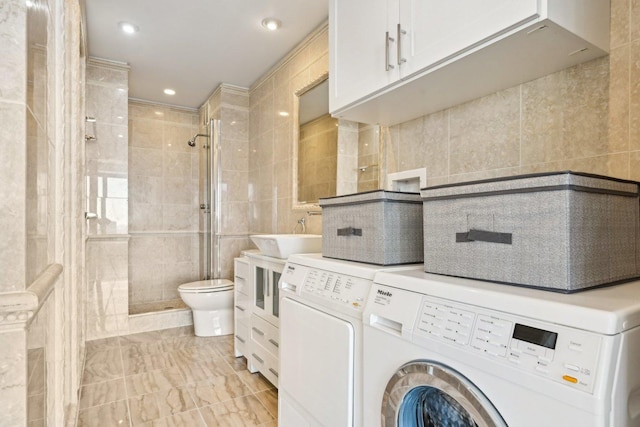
[377,289,392,297]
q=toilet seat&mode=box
[178,279,234,294]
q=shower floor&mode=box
[129,298,188,315]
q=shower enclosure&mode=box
[117,101,227,316]
[196,118,223,281]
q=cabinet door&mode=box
[271,270,281,319]
[330,0,400,113]
[254,266,266,315]
[400,0,539,76]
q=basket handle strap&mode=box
[456,229,512,245]
[337,227,363,237]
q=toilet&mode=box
[178,279,234,337]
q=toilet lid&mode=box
[178,279,234,292]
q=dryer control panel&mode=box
[279,263,372,318]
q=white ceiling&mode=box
[85,0,328,110]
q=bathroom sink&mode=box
[250,234,322,259]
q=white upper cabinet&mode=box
[329,0,610,126]
[402,1,539,75]
[330,0,399,110]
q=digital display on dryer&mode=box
[513,324,557,349]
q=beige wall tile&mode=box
[611,0,630,48]
[449,87,520,175]
[0,101,27,290]
[609,45,631,153]
[0,0,27,103]
[632,0,640,42]
[629,151,640,180]
[522,58,609,165]
[630,40,640,150]
[86,84,128,125]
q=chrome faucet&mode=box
[293,217,306,234]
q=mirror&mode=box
[293,74,382,210]
[294,75,338,207]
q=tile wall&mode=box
[85,59,130,339]
[128,101,201,308]
[385,0,640,185]
[25,0,49,287]
[0,0,87,425]
[1,0,30,291]
[357,123,381,192]
[200,85,252,279]
[249,24,329,236]
[336,119,359,196]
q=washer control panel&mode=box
[279,263,371,316]
[376,286,604,394]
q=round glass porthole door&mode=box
[382,360,507,427]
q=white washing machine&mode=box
[278,254,421,427]
[363,269,640,427]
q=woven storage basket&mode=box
[420,171,640,293]
[319,190,423,265]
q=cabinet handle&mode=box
[269,368,279,378]
[397,23,407,66]
[252,353,264,364]
[252,326,265,336]
[268,338,279,348]
[235,335,245,343]
[385,31,395,71]
[235,305,245,311]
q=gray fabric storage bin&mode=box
[319,190,423,265]
[421,171,640,292]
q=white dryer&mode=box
[278,254,421,427]
[363,269,640,427]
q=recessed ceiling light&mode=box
[119,22,139,34]
[261,18,281,31]
[163,88,176,96]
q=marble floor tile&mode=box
[82,348,124,385]
[188,374,253,407]
[199,395,274,427]
[223,354,248,372]
[159,325,195,339]
[119,330,164,345]
[85,336,120,356]
[214,341,235,358]
[173,356,234,384]
[76,400,130,427]
[79,378,127,409]
[236,370,274,393]
[121,341,166,358]
[255,388,278,418]
[126,367,186,397]
[80,327,278,426]
[122,351,177,376]
[128,386,196,424]
[136,408,206,427]
[169,342,221,361]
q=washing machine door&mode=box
[382,360,506,427]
